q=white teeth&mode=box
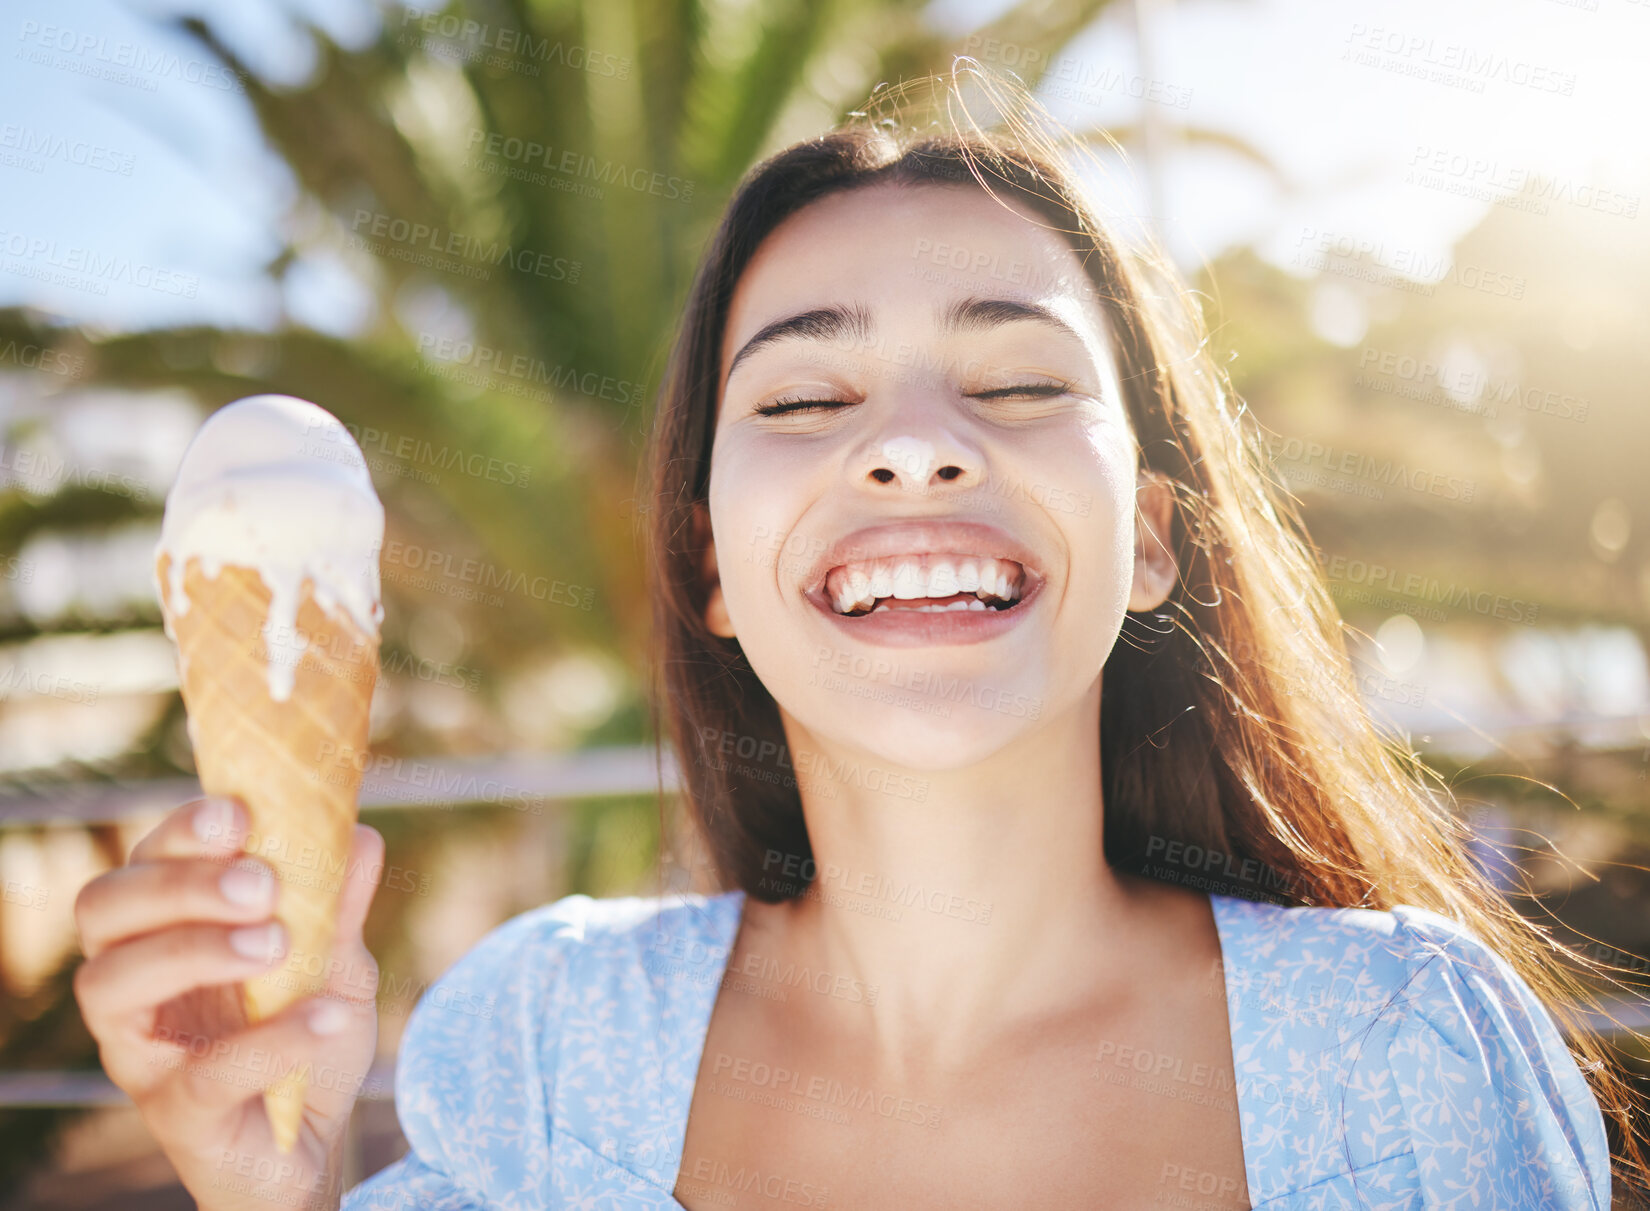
[891,561,925,599]
[823,552,1029,615]
[825,566,876,613]
[906,598,977,613]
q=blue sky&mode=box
[1,0,1646,337]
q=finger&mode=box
[334,825,383,949]
[129,796,251,866]
[76,855,279,961]
[76,920,287,1045]
[147,993,379,1140]
[145,996,379,1168]
[269,826,383,1007]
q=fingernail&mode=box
[193,797,236,845]
[308,1000,351,1036]
[229,922,284,962]
[220,864,275,907]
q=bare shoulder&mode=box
[1115,870,1227,971]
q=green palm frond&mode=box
[0,0,1269,726]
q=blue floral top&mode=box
[341,890,1611,1210]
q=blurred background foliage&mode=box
[0,0,1647,1202]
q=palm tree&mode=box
[0,0,1283,761]
[4,0,1271,680]
[0,0,1277,1194]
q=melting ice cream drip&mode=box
[155,394,385,701]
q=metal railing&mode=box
[0,746,678,1114]
[0,744,682,828]
[2,741,1647,1190]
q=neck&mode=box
[762,676,1147,1075]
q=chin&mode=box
[802,699,1040,775]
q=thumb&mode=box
[336,823,383,942]
[324,824,383,993]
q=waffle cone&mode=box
[155,552,380,1153]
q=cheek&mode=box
[1031,416,1134,517]
[1031,421,1136,598]
[707,435,816,610]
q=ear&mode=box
[1129,469,1178,612]
[693,502,737,639]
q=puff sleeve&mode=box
[1384,904,1612,1210]
[340,895,592,1210]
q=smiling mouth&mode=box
[822,553,1029,616]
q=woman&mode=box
[73,68,1643,1210]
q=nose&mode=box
[853,431,982,493]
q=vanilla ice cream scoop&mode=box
[155,394,385,701]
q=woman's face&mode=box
[703,181,1175,770]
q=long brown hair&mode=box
[640,62,1648,1192]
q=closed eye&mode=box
[753,381,1072,417]
[752,396,851,416]
[969,381,1072,400]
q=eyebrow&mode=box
[723,296,1087,386]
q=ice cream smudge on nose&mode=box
[881,436,936,481]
